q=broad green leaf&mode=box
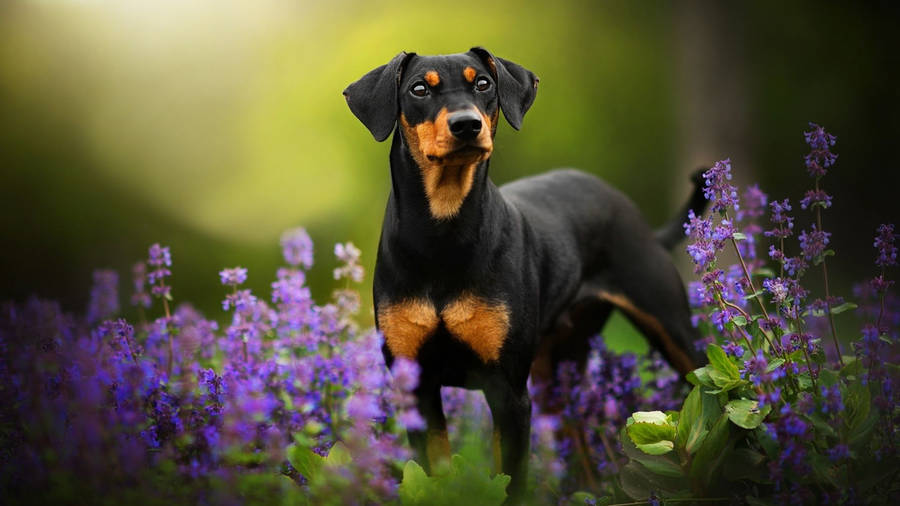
[635,440,674,456]
[765,358,785,373]
[631,411,673,426]
[627,422,675,445]
[689,413,734,492]
[724,399,771,429]
[636,454,686,478]
[398,460,432,505]
[732,232,748,241]
[743,289,765,300]
[324,441,352,467]
[687,366,715,388]
[723,448,767,483]
[732,315,748,326]
[707,344,741,381]
[675,387,701,453]
[286,443,324,482]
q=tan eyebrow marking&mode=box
[463,67,476,83]
[424,70,440,87]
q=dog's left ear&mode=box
[469,47,539,130]
[343,51,416,142]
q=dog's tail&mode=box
[654,168,709,250]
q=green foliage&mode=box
[398,456,510,506]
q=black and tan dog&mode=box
[344,48,705,499]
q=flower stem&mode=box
[814,184,843,366]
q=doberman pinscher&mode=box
[343,48,706,500]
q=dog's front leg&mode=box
[484,377,531,503]
[408,380,450,473]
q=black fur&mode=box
[344,48,706,501]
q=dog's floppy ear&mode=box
[343,51,416,142]
[469,47,539,130]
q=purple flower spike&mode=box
[148,243,172,267]
[703,159,740,213]
[803,123,838,177]
[799,225,831,261]
[874,223,897,268]
[219,267,248,286]
[281,228,314,269]
[87,269,119,324]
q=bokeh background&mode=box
[2,0,898,350]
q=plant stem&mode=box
[814,179,843,366]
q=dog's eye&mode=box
[410,82,428,97]
[475,77,491,92]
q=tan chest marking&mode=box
[441,294,510,363]
[378,299,439,359]
[400,109,494,220]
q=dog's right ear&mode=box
[343,52,416,142]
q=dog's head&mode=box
[344,48,538,219]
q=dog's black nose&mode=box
[447,110,482,140]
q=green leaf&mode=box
[829,302,858,315]
[724,399,771,429]
[844,380,872,433]
[675,387,701,453]
[732,232,748,241]
[398,460,433,505]
[568,492,610,506]
[630,411,673,426]
[731,315,748,326]
[324,441,352,467]
[627,423,676,455]
[687,366,715,388]
[753,267,776,278]
[286,443,324,482]
[636,455,686,478]
[689,414,734,492]
[707,344,741,381]
[723,448,767,482]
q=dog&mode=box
[343,48,706,500]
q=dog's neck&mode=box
[383,129,506,254]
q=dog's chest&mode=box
[377,294,509,363]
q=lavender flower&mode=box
[874,223,897,268]
[86,269,119,324]
[702,159,740,213]
[803,122,838,177]
[130,262,151,309]
[219,267,248,286]
[281,228,314,269]
[333,242,364,283]
[799,225,831,262]
[147,243,172,299]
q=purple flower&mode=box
[390,358,420,393]
[799,189,832,210]
[703,159,740,213]
[827,444,850,462]
[763,278,789,306]
[765,199,794,239]
[722,340,745,358]
[219,267,248,286]
[148,243,172,267]
[87,269,119,324]
[803,123,837,177]
[334,242,365,283]
[820,385,843,414]
[281,228,314,269]
[874,223,897,268]
[758,387,781,409]
[130,262,151,309]
[742,349,770,385]
[737,184,768,222]
[799,225,831,262]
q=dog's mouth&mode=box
[425,143,492,163]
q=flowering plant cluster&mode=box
[0,234,687,505]
[618,124,899,505]
[0,230,431,505]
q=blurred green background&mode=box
[2,0,898,347]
